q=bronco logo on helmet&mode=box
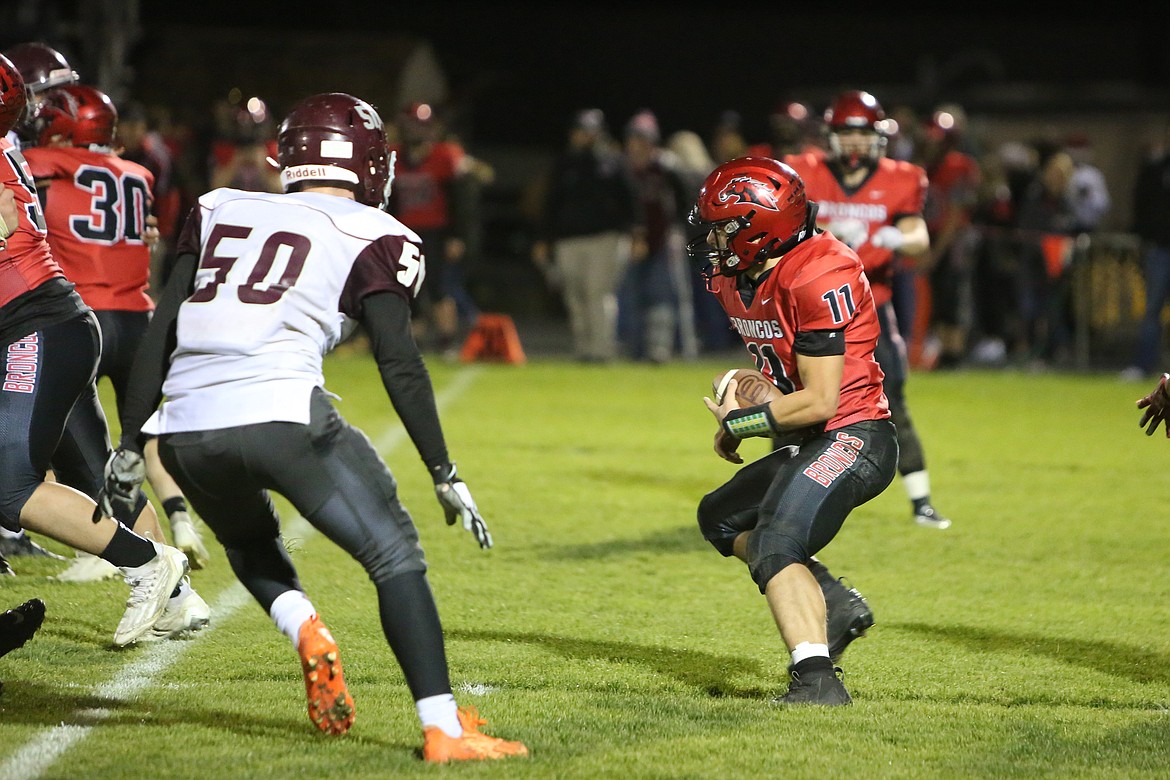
[717,176,783,211]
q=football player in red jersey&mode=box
[691,157,899,705]
[915,108,982,369]
[26,83,212,576]
[784,89,952,530]
[0,53,195,646]
[390,102,483,356]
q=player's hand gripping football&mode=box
[97,447,146,520]
[1137,373,1170,437]
[704,378,744,465]
[435,465,493,549]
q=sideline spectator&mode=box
[1122,122,1170,381]
[1014,147,1078,367]
[531,109,641,363]
[617,109,698,363]
[1063,133,1111,234]
[667,129,738,353]
[390,102,484,356]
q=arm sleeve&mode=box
[117,251,198,451]
[359,291,452,480]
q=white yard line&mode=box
[0,367,480,780]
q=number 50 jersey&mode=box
[151,187,426,434]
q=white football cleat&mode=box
[169,511,210,570]
[114,544,189,647]
[54,551,121,582]
[139,576,210,641]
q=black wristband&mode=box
[430,461,457,484]
[722,404,780,439]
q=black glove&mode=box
[1138,373,1170,437]
[98,447,146,520]
[434,464,493,549]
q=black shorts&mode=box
[157,387,428,582]
[699,418,899,592]
[0,312,102,530]
[94,309,150,420]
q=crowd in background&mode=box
[109,87,1170,377]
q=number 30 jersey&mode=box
[24,145,156,312]
[149,188,426,434]
[708,230,889,431]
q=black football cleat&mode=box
[0,552,13,577]
[914,505,952,530]
[0,533,65,560]
[775,666,852,706]
[0,598,46,658]
[823,577,875,663]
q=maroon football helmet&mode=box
[0,53,30,137]
[687,156,815,276]
[277,93,393,209]
[824,89,889,169]
[3,42,77,95]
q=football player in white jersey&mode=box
[101,92,527,762]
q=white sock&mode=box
[791,641,830,665]
[0,527,23,540]
[269,590,316,647]
[417,693,461,738]
[902,470,931,502]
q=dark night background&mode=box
[8,1,1170,149]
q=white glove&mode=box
[99,448,146,520]
[435,465,493,549]
[825,218,868,250]
[870,225,906,251]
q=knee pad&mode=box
[747,527,807,593]
[696,495,756,558]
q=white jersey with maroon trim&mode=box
[147,188,425,434]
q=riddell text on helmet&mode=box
[285,165,336,180]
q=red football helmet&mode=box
[61,84,116,147]
[687,156,814,276]
[2,42,77,95]
[277,93,394,209]
[0,53,30,137]
[824,89,888,169]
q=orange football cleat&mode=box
[422,706,529,763]
[297,614,355,735]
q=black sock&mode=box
[792,655,835,676]
[162,497,188,517]
[375,570,452,700]
[100,524,155,568]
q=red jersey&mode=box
[708,231,889,430]
[0,138,63,307]
[923,149,980,234]
[784,152,926,306]
[388,141,464,231]
[25,146,155,312]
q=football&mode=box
[712,367,782,407]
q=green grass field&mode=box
[2,354,1169,779]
